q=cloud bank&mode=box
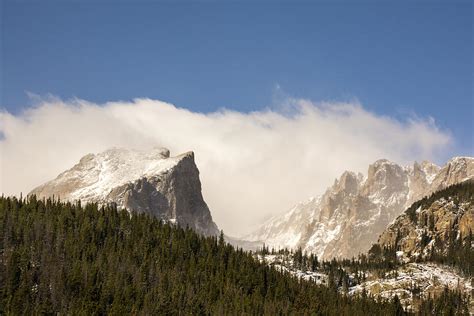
[0,97,451,236]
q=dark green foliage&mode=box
[428,226,474,276]
[256,245,471,315]
[392,295,404,316]
[417,287,470,316]
[1,196,404,315]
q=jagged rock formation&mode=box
[246,157,474,260]
[29,147,219,236]
[378,180,474,262]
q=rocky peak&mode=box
[419,160,440,182]
[363,159,407,197]
[29,147,219,236]
[406,161,438,206]
[430,157,474,192]
[333,171,360,196]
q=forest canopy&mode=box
[0,195,470,315]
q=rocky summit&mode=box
[29,147,219,236]
[245,157,474,260]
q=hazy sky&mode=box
[0,1,472,235]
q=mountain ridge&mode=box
[245,157,474,260]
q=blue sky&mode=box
[1,1,473,156]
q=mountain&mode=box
[29,147,219,236]
[246,157,474,260]
[255,181,474,313]
[352,180,474,312]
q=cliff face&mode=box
[377,180,474,261]
[29,147,219,236]
[246,157,474,260]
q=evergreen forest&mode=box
[0,195,471,315]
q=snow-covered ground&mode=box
[350,263,473,311]
[258,254,473,313]
[257,254,328,284]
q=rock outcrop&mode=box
[377,180,474,261]
[29,147,219,236]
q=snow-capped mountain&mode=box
[29,147,219,236]
[245,157,474,260]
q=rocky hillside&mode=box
[254,181,474,313]
[246,157,474,260]
[358,180,474,312]
[256,249,473,314]
[378,180,474,272]
[29,147,219,236]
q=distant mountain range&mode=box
[29,147,219,236]
[29,147,473,260]
[245,157,474,260]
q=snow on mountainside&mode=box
[258,253,473,313]
[29,147,219,236]
[350,263,473,312]
[256,179,474,312]
[245,157,474,260]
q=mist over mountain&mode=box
[0,98,453,236]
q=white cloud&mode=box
[0,97,451,236]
